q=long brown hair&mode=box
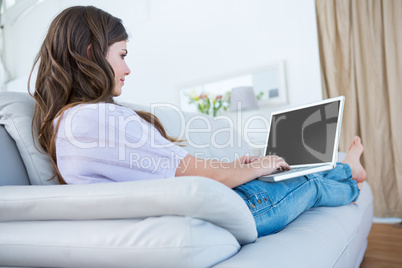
[29,6,181,184]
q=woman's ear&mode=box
[86,44,92,59]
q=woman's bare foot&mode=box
[342,136,367,190]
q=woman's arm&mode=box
[175,154,290,188]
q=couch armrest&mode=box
[0,176,257,245]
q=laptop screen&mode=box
[265,100,340,165]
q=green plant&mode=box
[256,91,264,100]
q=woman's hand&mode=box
[247,155,290,177]
[176,154,290,188]
[233,155,290,177]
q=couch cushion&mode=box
[0,217,240,268]
[0,92,56,185]
[0,176,258,267]
[0,125,30,185]
[0,176,258,245]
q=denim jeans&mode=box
[233,163,360,237]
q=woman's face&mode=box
[106,41,131,96]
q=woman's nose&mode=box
[124,62,131,76]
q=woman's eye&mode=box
[121,54,127,59]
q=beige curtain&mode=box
[315,0,402,218]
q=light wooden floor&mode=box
[360,222,402,268]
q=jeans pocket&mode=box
[233,181,274,215]
[242,192,273,215]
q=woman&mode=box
[30,6,366,237]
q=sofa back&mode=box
[0,125,30,185]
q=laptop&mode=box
[258,96,345,182]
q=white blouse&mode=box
[54,103,188,184]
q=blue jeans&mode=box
[233,163,360,237]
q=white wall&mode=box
[2,0,322,109]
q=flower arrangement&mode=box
[187,91,231,117]
[186,90,264,117]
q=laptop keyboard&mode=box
[270,166,312,175]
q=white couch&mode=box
[0,92,373,267]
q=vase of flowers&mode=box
[187,91,231,117]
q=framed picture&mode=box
[179,60,287,113]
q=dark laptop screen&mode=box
[265,100,340,165]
